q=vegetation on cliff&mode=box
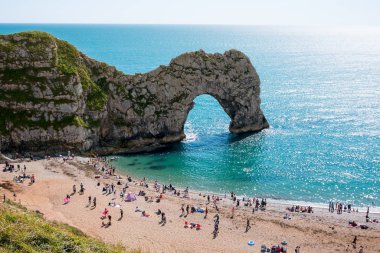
[0,31,108,111]
[0,200,134,253]
[0,31,108,135]
[55,38,108,111]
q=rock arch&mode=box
[103,50,269,151]
[0,32,268,154]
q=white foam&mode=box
[184,132,198,142]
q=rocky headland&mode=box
[0,31,268,155]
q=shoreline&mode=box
[1,156,380,253]
[3,154,379,213]
[107,157,380,214]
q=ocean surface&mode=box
[1,24,379,207]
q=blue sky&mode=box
[0,0,379,25]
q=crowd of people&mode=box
[66,156,272,239]
[329,201,359,214]
[2,155,377,253]
[286,205,313,213]
[3,161,35,185]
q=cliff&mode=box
[0,31,268,155]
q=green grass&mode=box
[0,200,133,253]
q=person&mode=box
[120,209,123,220]
[88,196,92,206]
[102,215,112,227]
[186,205,189,216]
[142,210,150,217]
[213,223,219,239]
[295,246,300,253]
[161,212,166,225]
[101,208,109,219]
[180,204,185,216]
[93,197,97,208]
[359,246,364,253]
[245,218,251,232]
[231,206,235,219]
[352,236,357,249]
[204,207,208,219]
[184,187,189,198]
[72,185,76,194]
[214,213,220,225]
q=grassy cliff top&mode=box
[0,31,108,111]
[0,200,140,253]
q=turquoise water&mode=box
[1,25,379,206]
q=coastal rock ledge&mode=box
[0,31,268,155]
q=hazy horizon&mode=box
[1,0,379,26]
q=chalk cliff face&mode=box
[0,31,268,154]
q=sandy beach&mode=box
[1,157,379,253]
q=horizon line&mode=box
[1,22,379,27]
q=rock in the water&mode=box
[0,31,268,154]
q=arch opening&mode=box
[183,94,230,142]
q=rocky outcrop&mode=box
[0,31,268,155]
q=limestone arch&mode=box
[105,50,269,150]
[145,50,268,140]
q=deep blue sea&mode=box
[1,24,379,207]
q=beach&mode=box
[1,157,379,253]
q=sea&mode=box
[1,24,379,208]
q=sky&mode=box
[0,0,379,26]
